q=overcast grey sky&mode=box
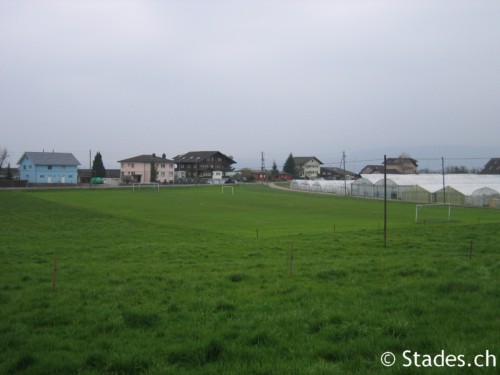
[1,0,499,170]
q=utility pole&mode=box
[384,154,387,248]
[441,157,446,203]
[89,150,92,189]
[341,150,347,196]
[261,151,265,183]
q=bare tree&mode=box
[0,147,8,171]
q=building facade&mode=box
[360,156,419,175]
[173,151,236,181]
[17,151,80,184]
[248,170,292,181]
[118,153,175,184]
[293,157,323,179]
[385,157,418,174]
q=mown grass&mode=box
[0,185,499,374]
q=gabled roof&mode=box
[479,158,500,174]
[173,151,236,164]
[18,152,81,166]
[293,156,323,166]
[384,157,418,167]
[360,165,385,174]
[118,154,174,163]
[360,165,402,174]
[320,166,359,177]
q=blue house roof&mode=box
[18,152,81,166]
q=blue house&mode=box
[17,152,81,184]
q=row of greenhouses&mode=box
[289,174,500,207]
[289,179,351,195]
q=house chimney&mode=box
[162,153,166,159]
[152,153,156,158]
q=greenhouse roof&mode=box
[357,174,500,195]
[438,184,500,196]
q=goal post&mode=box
[132,182,160,192]
[415,203,452,223]
[221,186,234,195]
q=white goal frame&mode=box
[132,182,160,191]
[221,186,234,195]
[415,203,451,223]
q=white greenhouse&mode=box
[468,186,500,207]
[351,175,381,198]
[290,179,315,192]
[310,180,352,194]
[290,174,500,207]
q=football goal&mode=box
[415,203,452,224]
[132,182,160,192]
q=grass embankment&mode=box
[0,185,498,374]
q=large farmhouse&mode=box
[293,157,323,179]
[17,151,80,184]
[360,156,418,174]
[173,151,236,181]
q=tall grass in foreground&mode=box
[0,186,498,374]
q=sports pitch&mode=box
[1,184,499,374]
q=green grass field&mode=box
[1,185,499,374]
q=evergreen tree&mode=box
[92,152,106,178]
[6,163,13,180]
[283,153,297,177]
[271,161,279,179]
[150,162,158,182]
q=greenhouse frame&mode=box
[289,174,500,207]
